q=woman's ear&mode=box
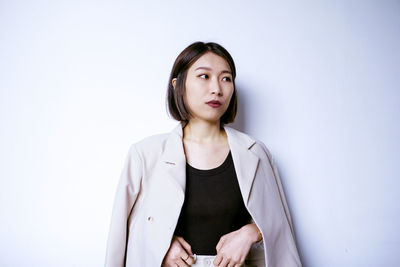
[172,78,177,89]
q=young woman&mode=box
[105,42,302,267]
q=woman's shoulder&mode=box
[224,126,274,161]
[127,131,171,155]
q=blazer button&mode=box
[147,216,154,222]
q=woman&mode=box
[105,42,302,267]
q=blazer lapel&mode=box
[160,123,187,199]
[224,126,260,205]
[160,123,260,206]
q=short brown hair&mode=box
[166,41,237,125]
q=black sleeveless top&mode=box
[173,151,252,255]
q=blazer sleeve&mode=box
[259,142,296,239]
[105,144,143,267]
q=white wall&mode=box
[1,1,399,266]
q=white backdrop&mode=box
[1,1,399,266]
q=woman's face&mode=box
[177,52,234,124]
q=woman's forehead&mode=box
[190,52,231,73]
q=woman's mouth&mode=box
[206,100,222,108]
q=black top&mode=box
[173,151,252,255]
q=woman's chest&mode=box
[183,140,230,170]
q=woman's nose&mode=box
[210,79,222,95]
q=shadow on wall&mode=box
[230,85,247,132]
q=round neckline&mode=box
[186,151,232,176]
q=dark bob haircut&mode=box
[166,41,237,126]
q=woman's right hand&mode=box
[162,235,195,267]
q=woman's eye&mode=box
[223,77,232,82]
[199,74,209,79]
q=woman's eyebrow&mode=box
[195,66,232,74]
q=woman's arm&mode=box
[240,223,263,243]
[213,223,262,267]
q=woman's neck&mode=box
[183,120,225,144]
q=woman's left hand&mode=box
[213,223,261,267]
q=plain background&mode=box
[1,0,399,266]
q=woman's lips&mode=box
[206,100,221,108]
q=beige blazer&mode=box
[105,123,302,267]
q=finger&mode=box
[228,262,239,267]
[175,258,190,267]
[184,254,195,265]
[179,251,195,265]
[216,237,225,252]
[179,250,189,260]
[219,257,230,267]
[177,236,193,255]
[213,254,223,266]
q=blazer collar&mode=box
[161,122,260,205]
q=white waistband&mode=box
[191,255,216,267]
[192,255,248,267]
